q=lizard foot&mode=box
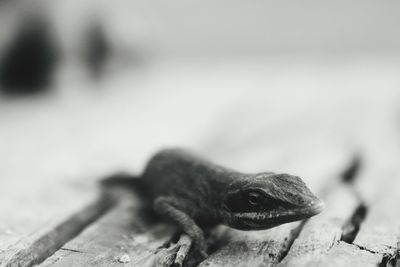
[155,233,206,267]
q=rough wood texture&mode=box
[276,91,400,267]
[352,113,400,257]
[5,195,114,267]
[0,177,101,267]
[41,192,175,267]
[2,58,400,267]
[44,95,352,267]
[318,242,383,267]
[277,183,361,266]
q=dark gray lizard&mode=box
[102,148,324,266]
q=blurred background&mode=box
[1,0,400,181]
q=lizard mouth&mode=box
[227,201,324,230]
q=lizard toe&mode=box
[155,244,180,266]
[155,233,195,267]
[173,234,192,266]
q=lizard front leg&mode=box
[153,196,208,265]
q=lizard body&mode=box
[102,148,324,265]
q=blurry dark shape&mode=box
[341,154,362,184]
[340,203,368,243]
[0,16,58,96]
[84,21,110,79]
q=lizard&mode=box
[101,148,324,266]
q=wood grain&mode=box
[278,90,400,266]
[4,194,114,267]
[277,183,362,266]
[41,192,175,267]
[2,58,400,267]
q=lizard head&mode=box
[220,172,324,230]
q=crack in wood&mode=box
[338,152,400,267]
[276,220,307,264]
[338,153,370,245]
[350,242,379,254]
[341,203,368,244]
[59,247,86,254]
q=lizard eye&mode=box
[248,192,262,206]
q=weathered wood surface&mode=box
[42,101,351,267]
[41,192,174,267]
[277,94,400,267]
[314,108,400,267]
[41,58,362,266]
[0,163,102,267]
[2,58,400,267]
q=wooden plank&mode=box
[329,167,400,267]
[201,80,400,266]
[278,91,400,266]
[316,96,400,266]
[41,192,174,267]
[276,178,378,266]
[354,172,400,252]
[6,58,394,266]
[352,129,400,255]
[3,195,114,267]
[0,176,102,267]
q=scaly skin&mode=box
[102,148,324,266]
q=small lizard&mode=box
[102,148,324,266]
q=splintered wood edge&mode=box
[3,192,116,267]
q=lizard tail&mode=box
[101,172,150,205]
[101,172,139,187]
[100,172,146,196]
